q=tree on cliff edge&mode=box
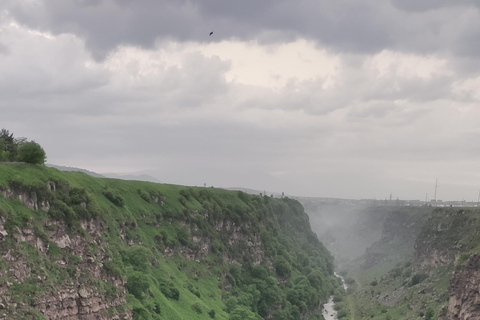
[17,141,47,164]
[0,128,16,161]
[0,128,47,164]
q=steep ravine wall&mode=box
[406,208,480,320]
[0,165,337,320]
[0,216,129,319]
[442,254,480,320]
[0,182,259,319]
[340,206,432,277]
[413,208,475,271]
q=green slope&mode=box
[0,164,337,320]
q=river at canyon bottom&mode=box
[321,272,347,320]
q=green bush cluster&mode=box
[187,283,201,297]
[191,302,203,314]
[410,273,428,286]
[137,189,150,202]
[124,246,152,272]
[160,281,180,301]
[425,308,435,320]
[102,260,124,278]
[0,128,46,164]
[208,309,216,318]
[127,272,150,299]
[103,190,125,207]
[46,184,98,226]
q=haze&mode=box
[1,1,480,201]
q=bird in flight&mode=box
[209,31,213,36]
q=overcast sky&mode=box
[2,0,480,201]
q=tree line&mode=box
[0,128,47,164]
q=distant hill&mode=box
[101,172,161,183]
[46,163,104,177]
[226,187,284,197]
[46,164,161,183]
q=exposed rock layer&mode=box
[0,184,130,319]
[443,254,480,320]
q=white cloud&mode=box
[198,39,340,89]
[2,3,480,200]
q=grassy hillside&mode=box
[0,164,338,320]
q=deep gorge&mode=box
[0,164,339,320]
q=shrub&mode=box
[391,267,402,278]
[333,293,343,303]
[457,253,469,266]
[179,190,190,199]
[124,246,152,272]
[187,283,201,297]
[176,225,190,246]
[425,308,434,320]
[307,269,325,289]
[209,309,216,318]
[47,242,62,259]
[104,282,117,298]
[16,141,46,164]
[153,301,161,315]
[48,200,78,227]
[337,309,348,318]
[137,189,150,202]
[225,296,238,313]
[192,302,203,314]
[103,191,125,207]
[69,188,88,205]
[68,254,82,265]
[229,306,258,320]
[210,240,224,254]
[102,260,124,278]
[160,281,180,300]
[126,272,150,299]
[410,273,428,286]
[275,256,292,277]
[132,306,150,320]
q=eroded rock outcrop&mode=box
[0,218,131,320]
[414,209,473,271]
[443,254,480,320]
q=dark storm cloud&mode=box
[7,0,480,59]
[7,0,205,59]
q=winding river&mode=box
[321,272,347,320]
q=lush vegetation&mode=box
[0,129,46,164]
[0,164,337,319]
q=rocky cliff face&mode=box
[413,208,480,320]
[414,208,477,271]
[0,183,130,320]
[0,219,130,319]
[443,254,480,320]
